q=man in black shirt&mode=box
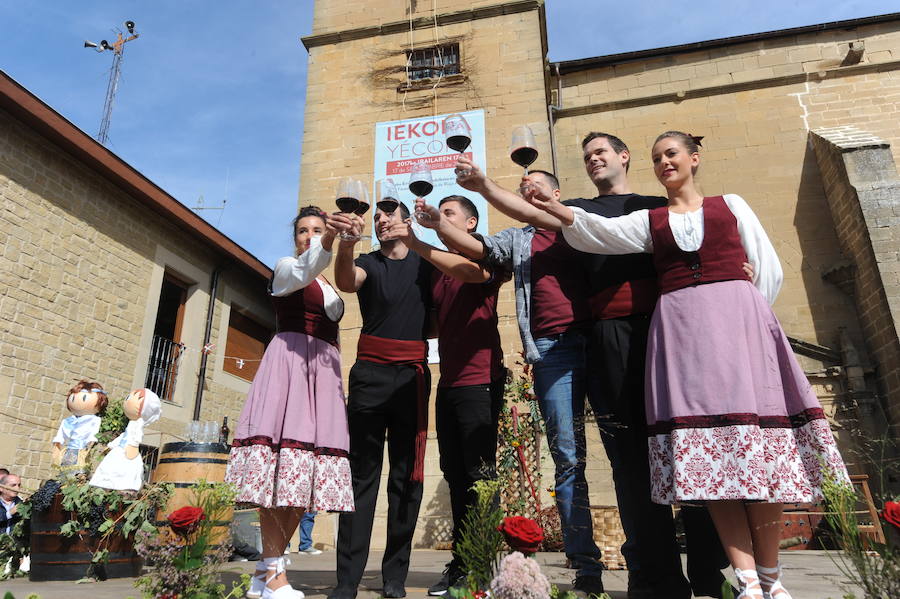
[456,133,731,599]
[330,202,434,599]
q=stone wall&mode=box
[0,106,273,490]
[810,126,900,433]
[548,17,900,472]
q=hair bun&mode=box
[688,134,704,147]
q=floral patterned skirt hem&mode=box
[648,416,849,505]
[225,444,354,512]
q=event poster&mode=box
[372,109,487,249]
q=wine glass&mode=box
[335,177,360,215]
[408,161,434,223]
[335,177,369,241]
[444,114,472,176]
[376,178,400,214]
[510,125,538,175]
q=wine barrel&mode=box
[29,494,140,581]
[779,503,825,550]
[151,441,233,549]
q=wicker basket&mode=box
[591,505,627,570]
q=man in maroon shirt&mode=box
[384,195,505,596]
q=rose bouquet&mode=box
[134,480,247,599]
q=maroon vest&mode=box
[648,196,750,294]
[271,280,339,347]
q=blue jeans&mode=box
[298,511,317,550]
[533,330,603,578]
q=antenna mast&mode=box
[84,21,140,145]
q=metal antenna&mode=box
[84,21,139,145]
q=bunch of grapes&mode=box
[86,503,109,536]
[30,479,62,512]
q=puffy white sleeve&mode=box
[124,420,144,447]
[271,236,333,297]
[724,194,783,304]
[52,418,69,445]
[562,206,653,255]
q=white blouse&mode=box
[563,194,783,305]
[270,235,344,322]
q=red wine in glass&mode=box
[409,161,434,223]
[353,198,370,216]
[409,180,433,197]
[510,125,538,176]
[336,197,360,213]
[446,135,471,153]
[510,147,538,169]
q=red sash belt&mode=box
[589,278,658,320]
[357,334,429,483]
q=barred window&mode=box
[407,44,461,82]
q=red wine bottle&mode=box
[409,181,433,197]
[219,417,230,445]
[336,197,360,213]
[510,147,538,169]
[353,201,370,216]
[447,135,471,153]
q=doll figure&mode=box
[51,380,108,475]
[89,388,162,492]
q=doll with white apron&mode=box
[89,388,161,491]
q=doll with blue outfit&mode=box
[51,380,108,476]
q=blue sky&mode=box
[2,1,896,266]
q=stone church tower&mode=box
[298,1,578,550]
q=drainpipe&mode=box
[193,267,222,421]
[546,62,562,176]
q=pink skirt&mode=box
[225,332,354,511]
[645,280,849,504]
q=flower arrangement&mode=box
[489,551,551,599]
[497,515,544,555]
[450,479,505,597]
[134,480,248,599]
[820,473,900,599]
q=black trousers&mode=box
[334,359,431,590]
[435,378,505,558]
[588,315,728,595]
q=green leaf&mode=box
[60,520,81,537]
[139,520,157,533]
[98,519,114,534]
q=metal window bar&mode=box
[145,335,184,402]
[408,44,460,81]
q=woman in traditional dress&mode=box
[225,206,356,599]
[531,131,849,599]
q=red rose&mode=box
[168,505,206,536]
[497,515,544,555]
[882,501,900,530]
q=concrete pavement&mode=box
[1,550,859,599]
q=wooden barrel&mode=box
[780,503,825,550]
[29,494,141,581]
[151,441,233,549]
